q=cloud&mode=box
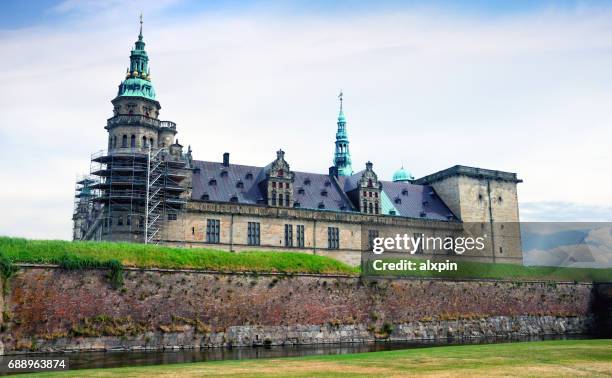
[520,202,612,222]
[1,2,612,239]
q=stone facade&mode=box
[0,267,598,354]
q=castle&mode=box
[72,21,523,266]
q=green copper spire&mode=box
[333,91,353,176]
[116,14,156,101]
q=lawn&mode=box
[0,237,357,275]
[0,236,610,281]
[21,339,612,377]
[362,257,612,282]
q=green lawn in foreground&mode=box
[363,257,612,282]
[0,237,357,275]
[22,339,612,377]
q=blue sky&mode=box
[0,0,612,240]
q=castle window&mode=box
[126,216,131,226]
[271,191,277,206]
[150,138,155,147]
[401,188,408,196]
[130,134,136,148]
[368,203,373,214]
[375,204,379,214]
[296,225,305,247]
[285,195,290,207]
[112,136,117,148]
[368,179,373,188]
[498,196,503,203]
[324,180,331,187]
[499,246,503,254]
[229,195,238,203]
[142,136,147,147]
[394,197,401,204]
[208,178,217,186]
[117,215,123,226]
[201,193,209,201]
[422,200,429,206]
[122,135,127,148]
[247,222,260,246]
[278,169,284,177]
[362,201,367,212]
[206,219,220,243]
[293,201,301,208]
[246,172,253,180]
[236,181,244,189]
[368,192,372,197]
[318,202,325,209]
[284,224,293,247]
[368,230,379,250]
[139,216,144,228]
[389,210,396,215]
[321,190,328,197]
[298,188,305,195]
[278,194,284,206]
[374,192,378,198]
[304,178,311,185]
[272,182,276,188]
[340,204,347,211]
[478,193,483,201]
[167,213,177,221]
[192,227,195,235]
[220,170,228,177]
[327,227,340,250]
[363,191,367,197]
[419,211,426,217]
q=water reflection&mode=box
[23,334,591,371]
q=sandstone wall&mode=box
[0,267,596,354]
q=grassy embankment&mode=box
[21,339,612,377]
[0,236,610,281]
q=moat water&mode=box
[6,335,592,372]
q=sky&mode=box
[0,0,612,240]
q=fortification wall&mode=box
[0,267,596,354]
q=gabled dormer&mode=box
[357,161,382,214]
[265,150,295,207]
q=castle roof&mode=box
[191,159,457,221]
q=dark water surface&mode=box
[10,334,593,372]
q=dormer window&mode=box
[194,167,201,174]
[321,190,328,197]
[209,178,217,186]
[420,211,426,217]
[278,169,284,177]
[201,193,210,201]
[304,178,311,185]
[318,202,325,209]
[272,182,277,188]
[246,172,253,180]
[236,181,244,189]
[401,188,409,195]
[324,180,331,187]
[293,202,301,208]
[229,195,238,203]
[422,200,429,206]
[298,188,305,195]
[394,197,401,204]
[220,170,228,177]
[340,204,347,211]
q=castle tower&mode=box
[76,16,189,243]
[333,91,353,176]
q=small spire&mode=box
[338,90,343,112]
[138,13,144,41]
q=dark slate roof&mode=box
[191,160,457,221]
[380,180,456,221]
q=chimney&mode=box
[223,152,230,166]
[329,166,338,178]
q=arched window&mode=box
[278,194,284,206]
[374,204,379,214]
[122,135,127,148]
[285,195,290,206]
[271,190,277,206]
[112,136,117,148]
[368,203,373,214]
[150,138,154,147]
[142,136,147,147]
[362,201,367,212]
[130,135,136,148]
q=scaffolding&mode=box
[73,147,187,243]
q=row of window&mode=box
[270,192,291,207]
[103,213,179,228]
[362,202,380,214]
[110,134,159,149]
[205,220,332,249]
